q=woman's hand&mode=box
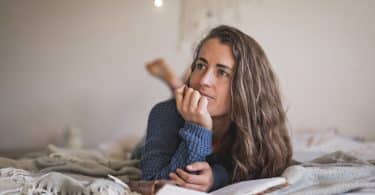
[169,162,214,192]
[175,85,213,130]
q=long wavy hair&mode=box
[189,25,292,182]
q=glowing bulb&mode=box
[154,0,163,8]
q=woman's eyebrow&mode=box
[198,57,232,70]
[216,64,233,71]
[197,57,208,63]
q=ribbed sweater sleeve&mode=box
[141,100,213,180]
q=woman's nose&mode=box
[199,71,214,87]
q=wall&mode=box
[0,0,374,152]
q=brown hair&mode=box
[190,25,292,182]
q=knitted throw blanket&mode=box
[0,144,142,195]
[273,151,375,195]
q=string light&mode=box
[154,0,163,8]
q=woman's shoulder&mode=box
[149,98,180,120]
[151,98,177,112]
[148,98,184,131]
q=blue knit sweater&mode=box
[140,99,233,191]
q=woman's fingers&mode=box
[197,96,209,114]
[197,97,212,129]
[189,90,201,113]
[182,87,201,114]
[171,171,206,192]
[182,87,194,113]
[176,86,212,129]
[175,168,206,185]
[175,85,185,113]
[169,172,185,186]
[186,162,210,172]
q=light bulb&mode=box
[154,0,163,8]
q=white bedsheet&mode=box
[291,128,375,162]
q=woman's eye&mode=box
[218,69,229,77]
[195,63,206,71]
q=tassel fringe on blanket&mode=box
[0,167,141,195]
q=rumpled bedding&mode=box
[0,144,142,195]
[292,128,375,162]
[0,168,138,194]
[1,129,374,195]
[272,151,375,195]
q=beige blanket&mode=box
[0,144,142,195]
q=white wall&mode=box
[239,0,375,138]
[0,0,374,152]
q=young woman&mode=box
[140,25,292,192]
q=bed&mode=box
[1,128,374,195]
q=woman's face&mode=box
[189,38,235,117]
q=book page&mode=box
[210,177,286,195]
[156,184,209,195]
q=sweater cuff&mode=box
[179,122,213,155]
[182,122,213,138]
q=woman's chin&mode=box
[207,109,220,117]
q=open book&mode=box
[156,177,287,195]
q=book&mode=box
[156,177,287,195]
[211,177,287,195]
[157,184,208,195]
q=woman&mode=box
[140,25,292,192]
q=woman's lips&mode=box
[199,91,215,100]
